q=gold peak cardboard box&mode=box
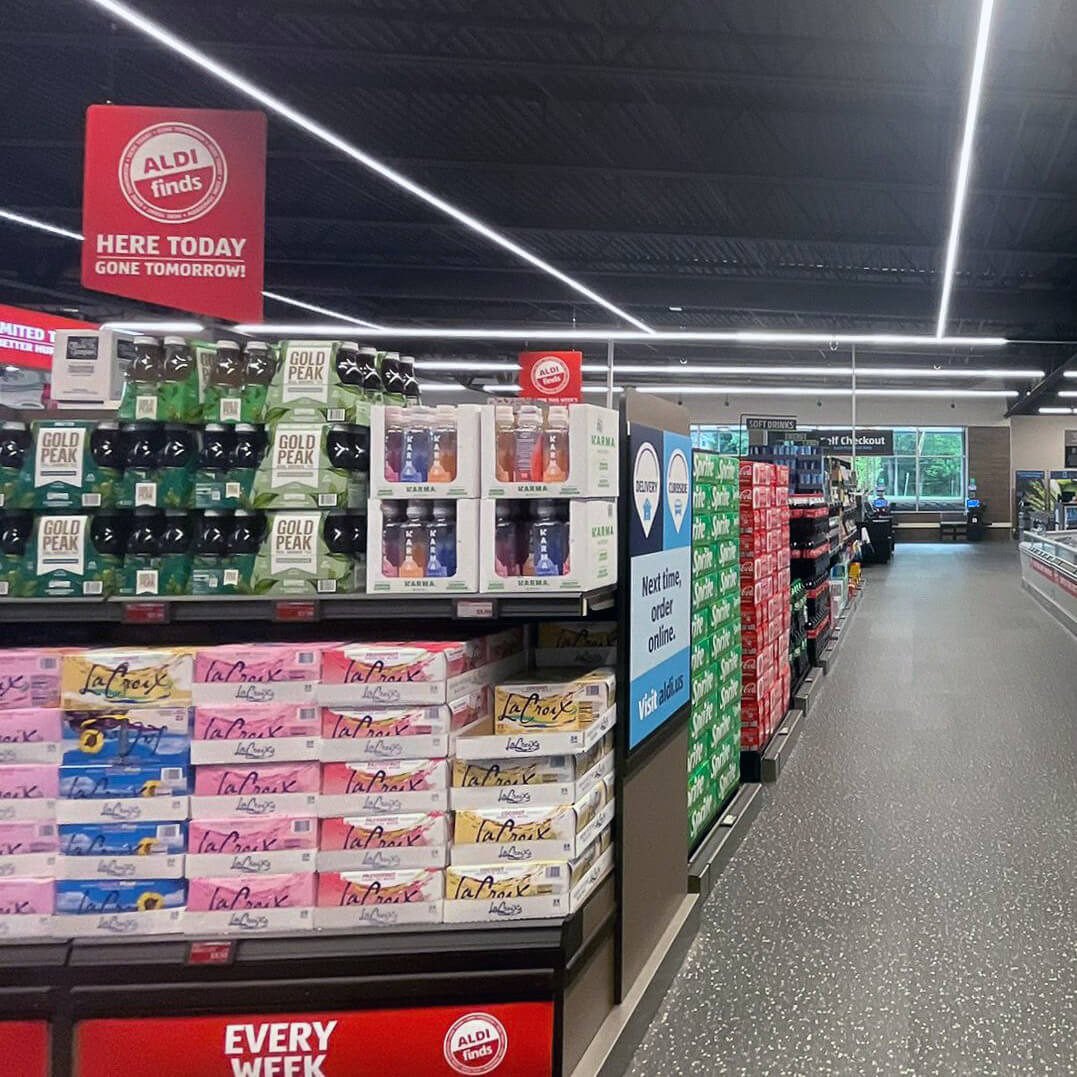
[251,423,365,510]
[1,421,121,510]
[265,341,354,424]
[250,511,361,595]
[0,514,122,599]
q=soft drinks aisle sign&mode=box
[0,1021,49,1075]
[627,422,692,749]
[518,351,582,404]
[75,1003,554,1076]
[81,105,267,323]
[0,303,96,371]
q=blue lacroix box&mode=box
[55,877,186,914]
[59,821,187,856]
[58,764,189,799]
[60,708,192,764]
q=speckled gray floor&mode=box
[625,544,1077,1076]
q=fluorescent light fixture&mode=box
[936,0,997,337]
[0,207,84,241]
[1064,372,1077,379]
[261,290,382,329]
[581,363,1041,379]
[233,324,1007,347]
[79,0,652,334]
[483,384,1014,398]
[1058,391,1077,398]
[418,383,479,393]
[1038,407,1074,414]
[417,361,520,373]
[101,320,204,333]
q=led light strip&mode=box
[936,0,997,338]
[1038,407,1075,414]
[480,384,1016,398]
[235,324,1007,346]
[79,0,653,334]
[0,208,379,329]
[583,363,1039,379]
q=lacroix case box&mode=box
[185,816,317,877]
[317,867,443,907]
[192,643,325,704]
[319,705,450,762]
[186,872,315,912]
[319,643,482,705]
[0,764,59,801]
[319,759,447,815]
[59,764,188,799]
[0,877,55,915]
[61,649,194,710]
[61,707,191,764]
[55,877,185,915]
[59,821,186,857]
[0,708,62,763]
[451,756,576,788]
[454,785,604,845]
[445,862,567,901]
[0,652,63,710]
[0,821,58,856]
[319,812,448,871]
[493,677,581,733]
[193,763,319,797]
[193,704,319,741]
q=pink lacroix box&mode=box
[189,817,317,855]
[0,877,54,915]
[0,651,64,711]
[0,821,59,856]
[185,817,318,877]
[317,868,444,907]
[318,813,449,872]
[318,759,447,817]
[484,627,525,665]
[0,765,59,801]
[187,872,316,912]
[318,643,485,705]
[0,709,63,763]
[193,705,321,741]
[319,704,451,763]
[193,763,321,798]
[192,643,337,706]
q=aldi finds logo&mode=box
[444,1011,509,1074]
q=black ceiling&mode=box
[2,0,1076,365]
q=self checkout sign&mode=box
[81,105,267,323]
[518,351,582,404]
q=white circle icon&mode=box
[531,355,571,396]
[666,448,690,532]
[633,442,662,538]
[443,1012,509,1075]
[118,122,228,223]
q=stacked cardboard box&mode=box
[739,462,792,752]
[688,451,741,847]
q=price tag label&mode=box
[187,940,234,966]
[123,602,169,624]
[275,600,317,622]
[456,599,495,619]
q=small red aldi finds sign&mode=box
[519,350,582,404]
[74,1002,554,1076]
[81,105,266,323]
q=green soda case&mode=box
[690,635,712,676]
[692,451,720,484]
[716,642,742,683]
[716,539,739,568]
[713,756,740,805]
[691,664,716,704]
[715,455,738,484]
[710,593,739,629]
[688,772,717,843]
[691,543,716,577]
[708,732,739,783]
[709,512,738,541]
[0,513,122,598]
[4,421,122,510]
[691,483,708,513]
[251,424,363,510]
[687,735,707,775]
[265,341,352,423]
[712,699,740,745]
[249,511,360,595]
[692,570,718,609]
[711,621,740,663]
[690,602,714,642]
[691,511,713,547]
[689,691,718,740]
[710,484,738,512]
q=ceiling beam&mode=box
[1005,350,1077,415]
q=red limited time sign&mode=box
[74,1003,554,1077]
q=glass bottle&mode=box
[89,421,123,473]
[123,422,161,472]
[494,501,521,577]
[126,507,163,559]
[89,510,129,559]
[400,406,432,484]
[398,500,430,578]
[426,500,456,578]
[208,340,244,423]
[242,341,275,423]
[526,499,565,577]
[327,424,357,472]
[380,501,406,577]
[335,342,363,387]
[400,356,420,405]
[428,405,458,485]
[200,424,234,474]
[0,422,29,473]
[381,351,404,399]
[324,511,355,557]
[229,424,266,472]
[542,405,570,483]
[494,405,516,483]
[159,336,196,422]
[0,511,33,556]
[383,406,406,482]
[514,405,545,483]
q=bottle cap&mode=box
[338,341,359,352]
[245,340,269,351]
[164,335,187,346]
[134,335,158,345]
[358,346,378,356]
[547,405,569,423]
[495,405,515,424]
[518,405,542,422]
[215,339,239,349]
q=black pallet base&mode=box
[687,782,764,900]
[740,708,805,783]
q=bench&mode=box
[939,512,967,541]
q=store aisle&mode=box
[625,544,1077,1077]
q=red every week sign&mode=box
[0,302,97,372]
[74,1003,553,1076]
[0,1021,49,1075]
[81,105,266,323]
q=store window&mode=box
[691,424,967,510]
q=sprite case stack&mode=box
[687,450,742,848]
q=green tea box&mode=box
[119,510,193,598]
[249,511,360,595]
[265,341,353,423]
[0,513,121,598]
[251,423,365,509]
[2,421,121,510]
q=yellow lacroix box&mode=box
[575,668,616,720]
[446,862,568,900]
[454,785,605,845]
[493,677,581,733]
[61,648,196,710]
[451,756,576,788]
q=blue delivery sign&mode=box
[628,424,692,750]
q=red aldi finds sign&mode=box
[519,351,582,404]
[81,105,266,323]
[74,1002,553,1076]
[0,1021,49,1076]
